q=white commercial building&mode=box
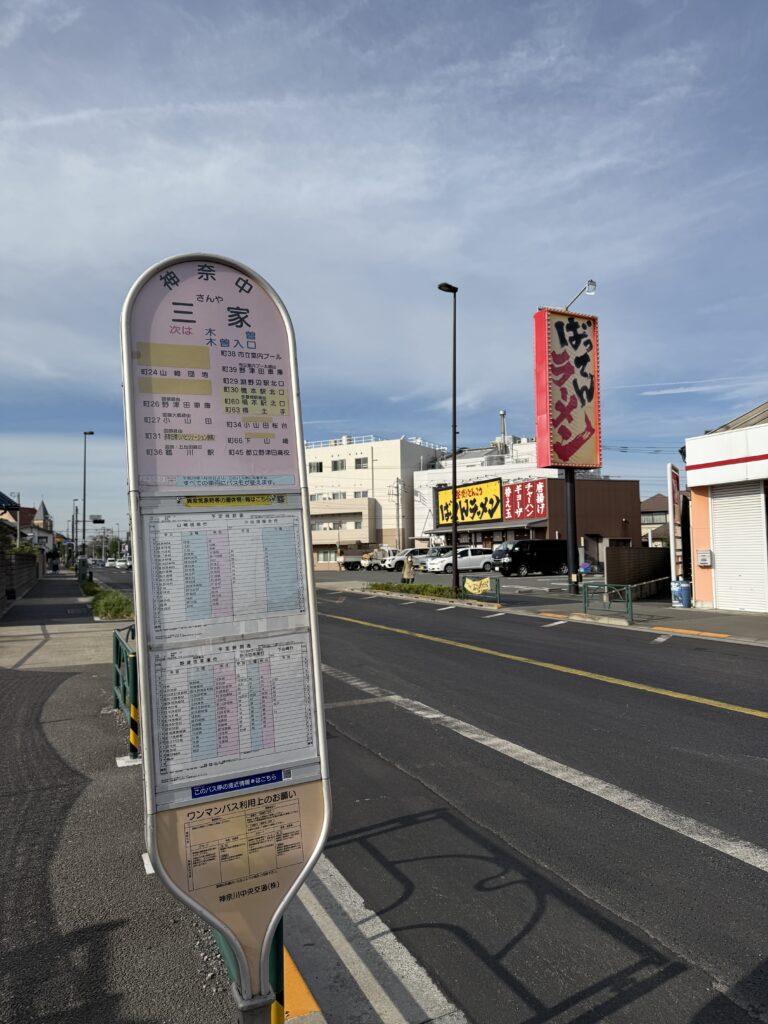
[413,435,558,541]
[305,434,446,568]
[686,402,768,612]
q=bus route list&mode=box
[153,637,316,788]
[147,510,307,642]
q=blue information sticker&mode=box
[191,770,284,800]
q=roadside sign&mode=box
[120,254,329,1016]
[667,463,683,581]
[534,308,601,468]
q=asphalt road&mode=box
[92,567,134,593]
[316,589,768,1023]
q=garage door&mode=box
[711,481,768,612]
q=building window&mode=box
[331,491,346,500]
[355,457,368,470]
[309,493,322,501]
[317,550,335,562]
[354,490,368,498]
[308,461,323,473]
[331,459,346,471]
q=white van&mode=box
[426,547,494,574]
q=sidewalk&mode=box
[318,577,768,645]
[0,576,327,1023]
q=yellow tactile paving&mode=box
[285,949,321,1019]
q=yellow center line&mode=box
[654,626,731,638]
[321,612,768,720]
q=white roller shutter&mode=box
[711,482,768,612]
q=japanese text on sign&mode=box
[127,261,299,493]
[436,478,503,527]
[503,479,548,521]
[534,310,601,468]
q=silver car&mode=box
[426,547,495,574]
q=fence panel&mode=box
[461,574,501,605]
[583,582,633,624]
[113,624,139,758]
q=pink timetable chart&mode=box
[153,636,316,791]
[146,509,308,643]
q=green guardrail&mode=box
[582,582,634,624]
[460,573,501,605]
[112,624,140,758]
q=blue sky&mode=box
[1,0,767,535]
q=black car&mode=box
[492,540,569,577]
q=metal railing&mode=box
[582,582,634,624]
[461,573,501,605]
[113,624,140,758]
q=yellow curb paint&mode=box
[322,612,768,721]
[284,950,321,1019]
[653,626,731,639]
[538,612,564,619]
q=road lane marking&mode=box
[436,606,455,611]
[321,613,768,720]
[142,852,155,875]
[325,696,398,709]
[300,855,468,1024]
[322,664,768,876]
[652,636,670,644]
[654,626,730,638]
[283,950,322,1017]
[542,620,567,628]
[483,612,505,618]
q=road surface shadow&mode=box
[326,806,754,1023]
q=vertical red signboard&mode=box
[534,309,601,469]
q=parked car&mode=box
[412,546,450,569]
[492,539,568,577]
[105,557,116,568]
[383,548,421,572]
[115,558,127,569]
[426,547,494,574]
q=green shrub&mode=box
[80,580,102,596]
[92,590,134,620]
[369,582,457,598]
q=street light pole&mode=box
[82,431,94,560]
[438,282,459,596]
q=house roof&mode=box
[708,400,768,433]
[0,505,37,527]
[640,493,668,512]
[0,490,20,510]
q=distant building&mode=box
[685,401,768,612]
[0,499,55,551]
[412,432,638,565]
[640,493,669,547]
[304,434,446,568]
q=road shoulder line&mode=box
[322,664,768,877]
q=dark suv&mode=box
[492,540,569,577]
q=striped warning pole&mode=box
[128,651,140,758]
[270,918,285,1024]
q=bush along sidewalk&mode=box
[79,579,134,620]
[370,581,459,599]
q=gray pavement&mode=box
[0,576,237,1023]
